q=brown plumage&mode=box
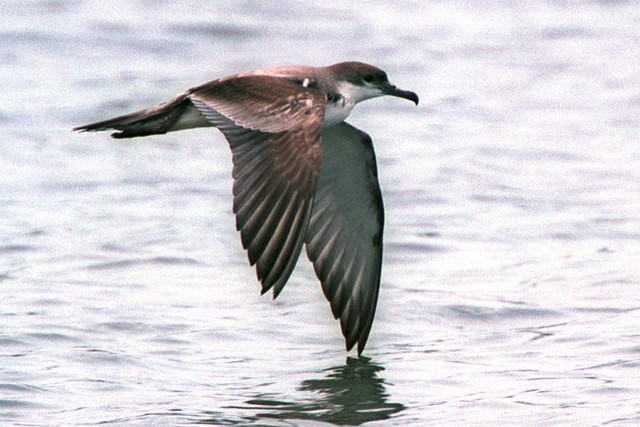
[74,62,419,355]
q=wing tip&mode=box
[72,124,128,139]
[345,337,369,356]
[357,332,371,356]
[258,277,285,300]
[343,333,369,356]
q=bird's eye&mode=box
[363,75,374,83]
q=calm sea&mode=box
[1,0,639,425]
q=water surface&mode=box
[1,0,639,425]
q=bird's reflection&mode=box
[242,356,406,425]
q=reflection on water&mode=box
[206,357,405,425]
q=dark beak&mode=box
[380,83,419,105]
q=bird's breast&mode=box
[323,96,354,127]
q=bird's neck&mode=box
[255,69,360,127]
[323,91,355,127]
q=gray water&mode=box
[2,1,640,425]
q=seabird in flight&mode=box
[74,61,419,355]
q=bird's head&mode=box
[328,62,419,105]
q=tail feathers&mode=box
[74,96,188,138]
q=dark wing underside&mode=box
[189,76,326,296]
[75,73,385,354]
[305,122,384,355]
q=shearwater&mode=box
[74,61,419,355]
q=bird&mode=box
[74,61,419,355]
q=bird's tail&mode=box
[73,96,189,139]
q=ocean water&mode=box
[1,0,639,425]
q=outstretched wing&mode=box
[189,75,326,297]
[305,122,384,355]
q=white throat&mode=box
[322,81,382,127]
[323,97,354,127]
